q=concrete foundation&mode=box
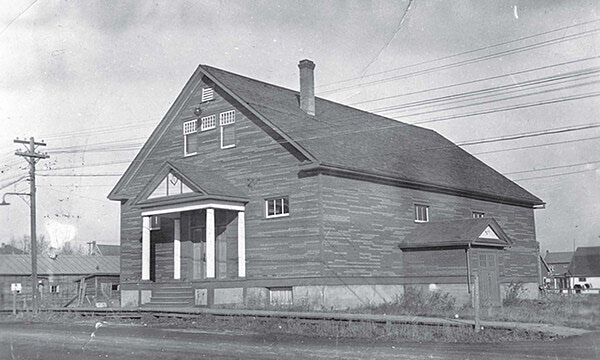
[120,290,139,308]
[214,288,243,305]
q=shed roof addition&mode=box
[399,218,512,250]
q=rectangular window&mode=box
[266,197,289,218]
[150,216,161,230]
[50,285,59,293]
[220,110,236,149]
[183,120,198,156]
[269,287,293,306]
[111,284,119,291]
[579,277,587,282]
[219,110,235,126]
[472,211,485,218]
[201,87,214,102]
[200,115,216,131]
[414,204,429,222]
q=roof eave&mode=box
[300,162,544,208]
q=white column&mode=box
[237,211,246,277]
[206,208,215,278]
[173,218,181,280]
[142,216,151,281]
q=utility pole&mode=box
[14,137,49,314]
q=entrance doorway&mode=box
[478,252,501,306]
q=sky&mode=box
[0,0,599,253]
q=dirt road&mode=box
[0,320,598,359]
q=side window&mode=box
[183,120,198,156]
[414,204,429,222]
[220,110,236,149]
[266,197,290,218]
[200,115,216,132]
[472,211,485,218]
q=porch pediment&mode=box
[135,161,248,206]
[399,217,512,250]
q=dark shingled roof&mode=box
[399,218,511,249]
[0,255,119,276]
[168,161,247,198]
[544,251,574,265]
[567,246,600,276]
[200,65,543,206]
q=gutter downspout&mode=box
[466,243,472,294]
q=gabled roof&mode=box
[95,244,120,256]
[399,217,512,250]
[0,255,119,276]
[544,251,574,264]
[109,63,543,207]
[135,161,247,206]
[567,246,600,276]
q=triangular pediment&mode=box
[479,226,500,240]
[148,172,195,199]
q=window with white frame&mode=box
[201,87,214,102]
[200,115,216,131]
[50,285,60,293]
[472,211,485,218]
[183,120,198,156]
[220,110,236,148]
[414,204,429,222]
[266,197,289,218]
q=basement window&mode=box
[266,197,289,218]
[183,120,198,156]
[200,115,216,131]
[220,110,236,149]
[201,87,214,102]
[269,287,293,306]
[414,204,429,223]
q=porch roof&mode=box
[399,218,512,250]
[136,160,248,207]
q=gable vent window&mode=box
[414,204,429,223]
[472,211,485,218]
[183,120,198,156]
[201,87,214,102]
[200,115,216,131]
[266,197,289,218]
[220,110,236,149]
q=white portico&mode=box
[135,161,248,284]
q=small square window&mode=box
[150,216,161,230]
[472,211,485,218]
[266,197,289,218]
[111,284,119,291]
[50,285,60,293]
[183,120,198,156]
[201,87,214,102]
[414,204,429,222]
[579,277,587,282]
[200,115,216,131]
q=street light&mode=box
[0,191,37,313]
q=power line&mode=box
[504,159,600,175]
[0,0,38,37]
[318,18,600,90]
[472,135,600,156]
[512,168,595,182]
[319,27,600,95]
[348,55,600,106]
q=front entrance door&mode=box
[478,252,501,306]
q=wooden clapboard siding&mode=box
[118,76,321,284]
[320,175,538,283]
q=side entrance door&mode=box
[478,252,501,306]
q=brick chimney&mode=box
[298,59,316,115]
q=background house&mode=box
[109,60,544,309]
[567,246,600,293]
[542,250,574,291]
[0,255,120,309]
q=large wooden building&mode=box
[109,60,544,309]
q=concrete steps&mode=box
[144,281,194,308]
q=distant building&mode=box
[87,241,120,256]
[567,246,600,293]
[109,60,544,309]
[0,255,120,309]
[542,250,573,291]
[0,243,24,255]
